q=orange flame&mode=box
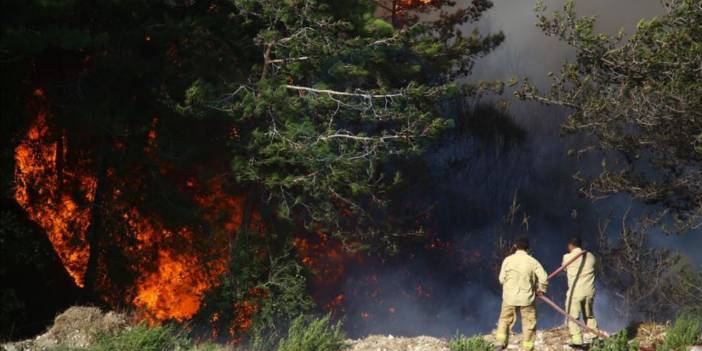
[133,248,226,322]
[14,93,244,324]
[14,100,96,287]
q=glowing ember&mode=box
[14,98,96,287]
[229,288,267,341]
[293,232,350,287]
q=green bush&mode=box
[90,323,191,351]
[276,314,346,351]
[590,331,638,351]
[448,333,493,351]
[658,315,702,351]
[43,323,227,351]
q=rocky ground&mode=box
[1,307,687,351]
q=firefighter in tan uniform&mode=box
[495,236,548,351]
[562,236,598,347]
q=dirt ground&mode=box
[1,306,677,351]
[346,323,675,351]
[347,328,577,351]
[347,335,451,351]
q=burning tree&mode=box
[2,0,504,341]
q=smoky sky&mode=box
[341,0,701,338]
[468,0,700,263]
[471,0,663,84]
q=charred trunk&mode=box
[82,167,106,299]
[228,194,257,271]
[82,132,110,300]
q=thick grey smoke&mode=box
[471,0,663,85]
[341,0,700,338]
[468,0,701,263]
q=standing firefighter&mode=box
[495,236,548,351]
[563,236,598,347]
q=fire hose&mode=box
[537,250,610,339]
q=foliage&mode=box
[590,331,638,351]
[596,210,702,320]
[595,213,682,320]
[44,323,226,351]
[375,0,494,30]
[197,234,314,342]
[658,314,702,351]
[90,324,190,351]
[663,263,702,316]
[189,0,505,248]
[519,0,702,231]
[276,314,346,351]
[448,333,493,351]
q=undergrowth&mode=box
[276,314,346,351]
[590,331,638,351]
[448,333,493,351]
[658,314,701,351]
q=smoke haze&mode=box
[342,0,701,338]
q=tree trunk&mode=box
[82,128,110,299]
[82,163,106,299]
[228,195,256,272]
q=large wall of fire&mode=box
[14,88,237,324]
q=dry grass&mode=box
[12,306,130,350]
[347,335,451,351]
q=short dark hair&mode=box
[568,236,582,248]
[514,235,530,250]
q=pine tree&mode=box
[518,0,702,231]
[180,0,504,245]
[2,0,505,339]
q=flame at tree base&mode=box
[134,250,226,323]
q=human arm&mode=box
[534,260,548,294]
[499,259,507,285]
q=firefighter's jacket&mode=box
[498,250,549,306]
[562,247,596,298]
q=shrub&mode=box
[90,323,190,351]
[590,331,638,351]
[276,315,346,351]
[658,315,702,351]
[448,333,493,351]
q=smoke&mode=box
[470,0,663,85]
[338,0,702,337]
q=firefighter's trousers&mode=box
[566,294,598,345]
[495,303,537,350]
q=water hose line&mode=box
[539,250,610,339]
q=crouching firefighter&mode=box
[563,236,598,348]
[495,236,548,351]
